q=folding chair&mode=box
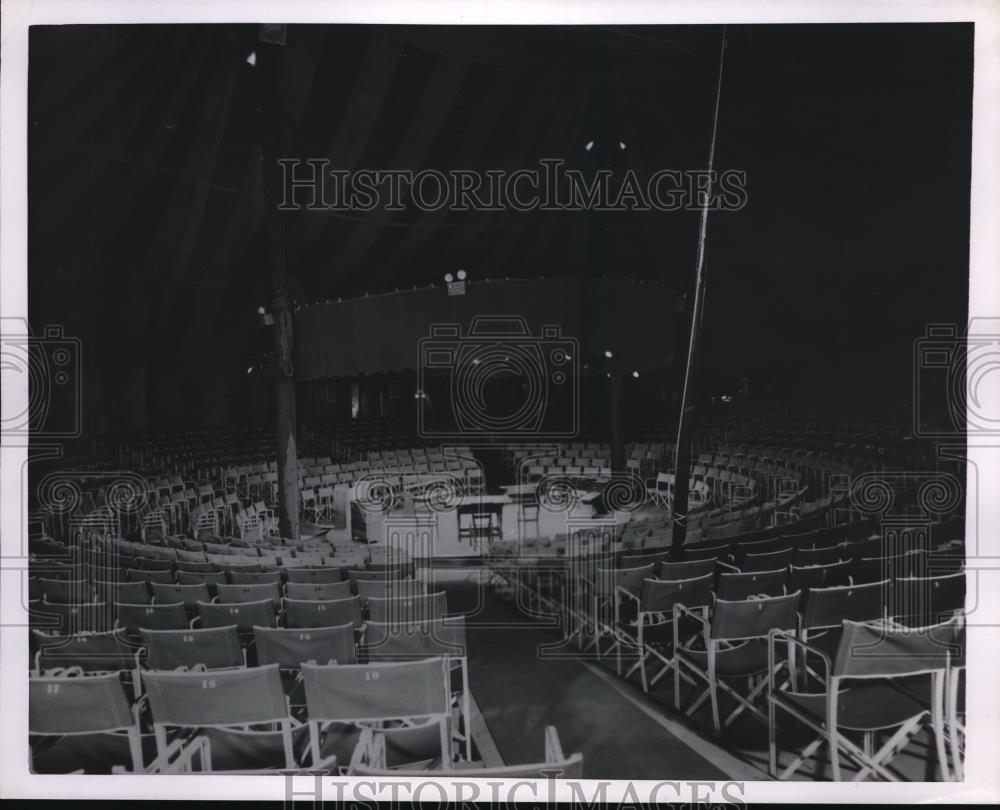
[945,621,966,781]
[116,602,189,636]
[356,578,425,608]
[95,579,151,605]
[302,657,454,771]
[175,560,216,573]
[675,591,802,734]
[33,630,138,679]
[254,622,357,670]
[768,616,962,781]
[37,578,93,605]
[135,557,174,572]
[716,567,788,601]
[285,581,350,601]
[285,567,347,584]
[740,547,795,573]
[646,472,672,508]
[621,549,672,570]
[196,599,277,633]
[128,568,175,585]
[658,557,717,581]
[229,570,283,587]
[795,544,848,567]
[580,563,655,658]
[361,616,472,759]
[788,559,853,595]
[894,572,965,626]
[142,664,308,772]
[216,582,282,609]
[796,579,888,686]
[283,596,363,630]
[151,582,211,614]
[367,592,448,625]
[683,542,732,562]
[348,568,402,591]
[177,570,227,596]
[140,625,245,672]
[616,572,715,693]
[29,673,146,773]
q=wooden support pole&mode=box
[258,27,300,542]
[671,27,727,558]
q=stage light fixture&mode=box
[246,51,257,67]
[632,370,640,378]
[585,140,594,151]
[604,350,613,358]
[445,270,466,296]
[256,306,266,315]
[619,141,626,150]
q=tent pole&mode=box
[671,26,727,558]
[258,26,300,543]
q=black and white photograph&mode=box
[2,0,999,803]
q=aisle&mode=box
[441,577,753,780]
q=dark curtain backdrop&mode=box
[295,277,677,379]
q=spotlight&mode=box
[604,350,613,359]
[246,51,257,67]
[445,271,466,296]
[585,140,595,152]
[256,306,266,315]
[632,370,640,378]
[246,366,254,375]
[619,141,626,151]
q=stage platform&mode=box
[320,495,665,559]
